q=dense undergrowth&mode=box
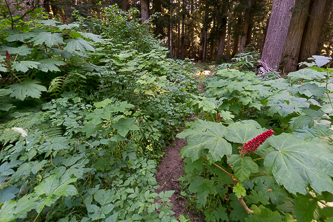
[1,3,333,222]
[0,6,198,221]
[178,55,333,221]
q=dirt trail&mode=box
[155,136,188,219]
[155,78,206,221]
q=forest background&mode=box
[1,0,333,221]
[2,0,333,73]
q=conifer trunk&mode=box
[261,0,295,70]
[282,0,310,73]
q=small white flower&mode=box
[11,127,28,137]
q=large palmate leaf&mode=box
[188,176,216,205]
[9,79,47,100]
[112,118,139,137]
[12,61,40,72]
[4,45,32,56]
[227,155,259,181]
[5,32,36,42]
[264,133,333,195]
[177,119,232,162]
[38,58,66,72]
[34,168,78,212]
[64,38,95,53]
[225,120,263,144]
[31,32,64,47]
[288,69,326,83]
[79,32,105,43]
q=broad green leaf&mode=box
[0,63,7,72]
[107,101,134,113]
[31,32,64,47]
[112,118,139,137]
[0,103,15,111]
[228,155,259,181]
[64,38,95,53]
[81,122,102,137]
[245,190,270,205]
[58,23,80,30]
[46,137,70,151]
[289,83,326,99]
[94,189,115,206]
[13,194,38,218]
[94,99,113,108]
[0,187,19,204]
[225,120,263,144]
[105,213,118,222]
[0,200,16,222]
[288,69,326,82]
[38,20,60,26]
[9,80,47,100]
[252,175,289,205]
[38,58,66,72]
[79,32,105,43]
[233,182,246,198]
[12,61,40,72]
[264,133,333,195]
[188,176,216,205]
[4,45,32,56]
[5,32,36,42]
[177,119,232,162]
[229,194,248,221]
[246,205,283,222]
[294,193,321,222]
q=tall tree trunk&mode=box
[121,0,129,11]
[261,0,295,70]
[141,0,149,23]
[202,0,209,62]
[299,0,332,62]
[282,0,310,73]
[169,0,173,56]
[232,13,242,57]
[239,0,252,53]
[153,0,163,37]
[181,0,186,59]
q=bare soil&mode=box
[155,135,188,220]
[155,75,207,221]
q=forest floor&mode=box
[155,75,207,221]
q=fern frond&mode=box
[48,76,65,94]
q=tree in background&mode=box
[261,0,295,70]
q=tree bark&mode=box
[169,0,173,56]
[121,0,129,11]
[202,0,209,62]
[141,0,149,23]
[153,0,163,37]
[181,0,186,59]
[299,0,332,62]
[239,0,252,53]
[282,0,310,73]
[261,0,295,70]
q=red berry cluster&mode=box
[238,129,274,155]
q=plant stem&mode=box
[325,74,333,111]
[34,205,45,222]
[201,155,235,179]
[74,182,85,202]
[238,196,254,214]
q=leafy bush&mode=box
[178,56,333,221]
[0,4,199,221]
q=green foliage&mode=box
[179,57,333,221]
[0,6,198,221]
